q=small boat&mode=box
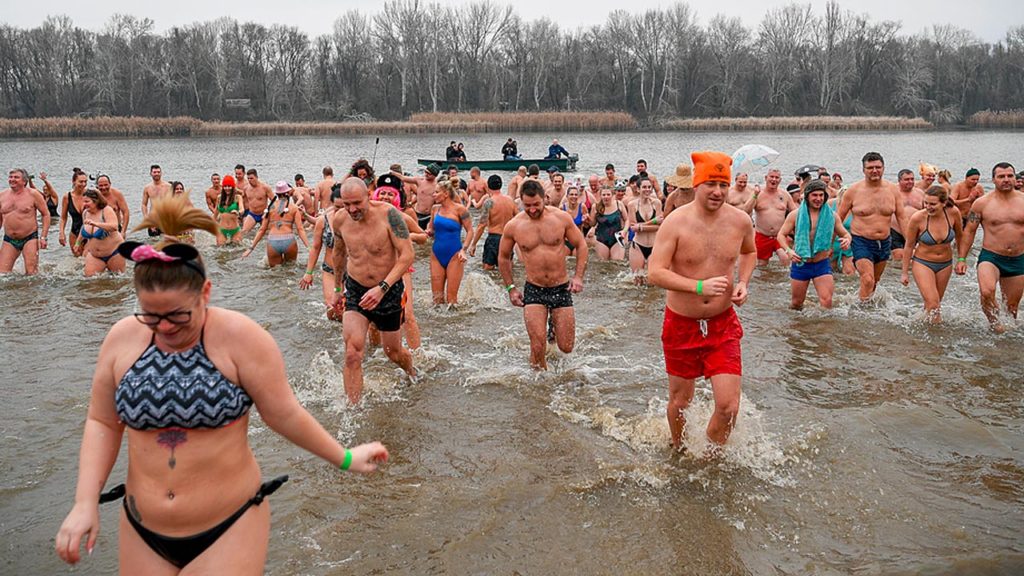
[416,154,578,172]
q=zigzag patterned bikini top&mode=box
[115,331,253,430]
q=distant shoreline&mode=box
[2,112,1021,139]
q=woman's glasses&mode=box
[134,310,192,326]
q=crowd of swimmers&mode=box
[2,150,1022,573]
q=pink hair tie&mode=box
[131,244,179,263]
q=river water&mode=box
[2,131,1022,575]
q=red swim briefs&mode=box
[661,306,743,379]
[755,231,781,261]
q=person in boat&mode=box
[545,139,570,160]
[445,141,458,162]
[502,138,521,161]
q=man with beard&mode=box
[141,165,172,237]
[776,180,852,309]
[648,151,755,450]
[956,163,1024,333]
[331,178,416,403]
[498,180,587,370]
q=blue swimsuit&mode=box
[432,212,463,268]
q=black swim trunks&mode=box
[889,228,906,250]
[345,276,405,331]
[416,211,431,231]
[523,281,573,309]
[483,233,501,266]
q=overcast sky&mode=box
[7,0,1018,42]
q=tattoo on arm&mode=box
[459,210,471,224]
[387,207,410,239]
[478,199,492,225]
[968,212,981,223]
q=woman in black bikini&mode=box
[626,177,663,284]
[900,185,964,323]
[55,195,389,572]
[589,187,627,261]
[78,189,126,277]
[59,168,88,256]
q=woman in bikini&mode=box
[560,185,589,257]
[626,177,663,284]
[59,168,88,256]
[300,184,344,321]
[901,185,964,323]
[243,181,309,266]
[55,196,388,573]
[589,187,627,261]
[77,189,126,277]
[373,176,428,348]
[428,177,472,305]
[170,181,196,244]
[215,175,244,246]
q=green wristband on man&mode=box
[339,449,353,471]
[696,280,703,295]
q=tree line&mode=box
[1,1,1022,123]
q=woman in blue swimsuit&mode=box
[55,196,388,572]
[78,188,126,276]
[243,181,309,267]
[900,185,963,323]
[428,178,472,305]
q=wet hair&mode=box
[150,164,161,171]
[330,182,343,201]
[937,169,952,182]
[294,173,304,182]
[83,188,107,209]
[349,159,374,182]
[925,185,954,208]
[861,152,884,165]
[72,168,87,183]
[636,159,647,166]
[246,168,258,177]
[131,195,219,293]
[897,169,913,180]
[323,166,333,176]
[527,164,540,176]
[235,164,245,172]
[520,179,545,199]
[171,181,185,194]
[605,163,615,171]
[992,162,1016,177]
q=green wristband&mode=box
[334,286,342,293]
[696,280,703,295]
[957,257,967,262]
[340,449,352,471]
[506,284,515,292]
[305,269,314,275]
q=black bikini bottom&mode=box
[100,475,288,568]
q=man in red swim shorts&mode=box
[649,151,756,449]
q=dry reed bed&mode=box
[659,116,933,131]
[0,116,201,138]
[194,121,498,136]
[968,110,1024,129]
[409,112,639,131]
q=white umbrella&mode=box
[732,144,780,173]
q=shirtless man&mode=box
[466,167,488,208]
[546,172,567,207]
[1,168,50,274]
[96,174,130,233]
[648,151,755,449]
[508,166,527,201]
[635,160,660,199]
[776,180,852,309]
[315,166,336,213]
[393,163,439,230]
[950,168,985,223]
[331,177,416,403]
[664,164,694,216]
[499,180,588,370]
[727,172,757,210]
[956,162,1024,333]
[469,175,517,270]
[204,173,221,214]
[234,164,250,197]
[141,164,172,238]
[741,168,795,265]
[837,152,909,301]
[293,174,316,216]
[242,168,274,234]
[584,175,601,208]
[602,163,618,189]
[891,169,925,261]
